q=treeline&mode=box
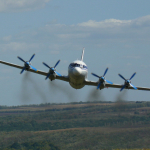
[0,102,149,132]
[0,100,148,109]
[0,101,150,111]
[0,115,150,132]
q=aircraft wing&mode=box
[84,80,150,91]
[0,60,69,82]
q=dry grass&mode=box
[35,126,150,134]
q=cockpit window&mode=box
[83,65,88,69]
[70,63,79,67]
[70,63,87,69]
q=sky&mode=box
[0,0,150,106]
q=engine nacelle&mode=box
[99,85,105,90]
[98,81,105,90]
[49,73,56,81]
[24,62,31,71]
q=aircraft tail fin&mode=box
[81,47,85,61]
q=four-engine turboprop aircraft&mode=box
[0,48,150,91]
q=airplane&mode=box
[0,48,150,92]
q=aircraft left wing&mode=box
[0,60,69,82]
[84,80,150,91]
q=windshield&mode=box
[70,63,87,69]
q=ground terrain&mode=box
[0,101,150,149]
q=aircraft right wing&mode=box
[84,79,150,91]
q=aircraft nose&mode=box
[73,67,81,76]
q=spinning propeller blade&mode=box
[118,72,138,91]
[97,82,102,89]
[118,74,126,81]
[55,71,62,76]
[29,54,35,62]
[130,72,136,80]
[30,65,37,71]
[91,73,100,78]
[130,83,138,90]
[43,62,51,69]
[43,60,62,80]
[20,67,26,74]
[54,60,60,68]
[105,80,113,84]
[42,62,52,80]
[18,54,37,74]
[17,57,26,63]
[91,68,113,90]
[120,84,126,92]
[45,72,51,80]
[103,68,108,77]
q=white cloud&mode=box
[78,19,131,28]
[2,35,12,42]
[57,33,90,39]
[0,0,50,12]
[0,42,39,51]
[50,16,150,45]
[125,56,140,59]
[2,15,150,52]
[130,15,150,28]
[77,15,150,29]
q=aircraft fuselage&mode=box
[68,60,88,89]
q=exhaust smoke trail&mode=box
[20,72,49,104]
[86,88,105,102]
[19,72,77,104]
[114,90,128,114]
[48,81,76,103]
[20,72,32,103]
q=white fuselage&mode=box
[68,60,88,89]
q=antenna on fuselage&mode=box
[81,47,85,61]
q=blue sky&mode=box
[1,0,150,106]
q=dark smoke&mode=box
[114,90,128,114]
[20,72,76,104]
[48,81,76,102]
[20,72,49,103]
[20,72,31,102]
[86,88,105,102]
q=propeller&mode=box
[43,60,62,80]
[118,72,138,91]
[91,68,113,90]
[17,54,37,74]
